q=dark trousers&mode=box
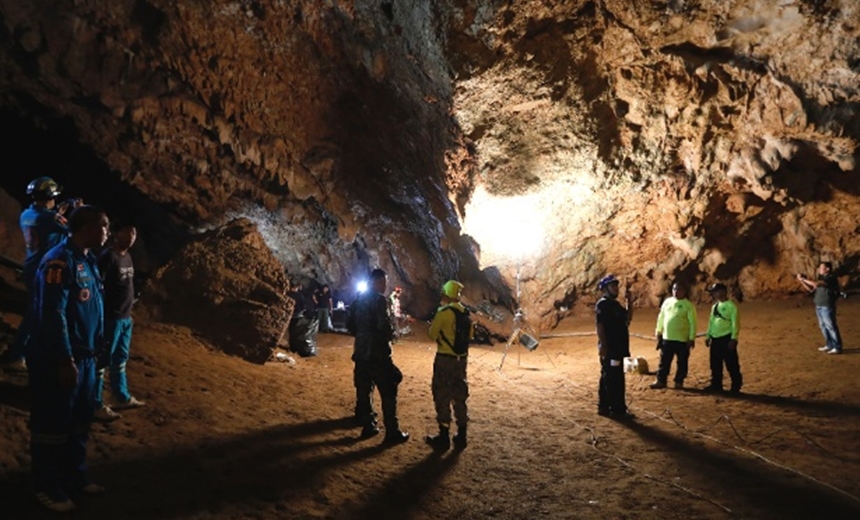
[598,357,627,413]
[29,357,96,494]
[656,340,690,384]
[353,359,401,431]
[709,335,742,390]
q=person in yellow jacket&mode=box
[651,281,698,389]
[704,283,742,394]
[425,280,473,451]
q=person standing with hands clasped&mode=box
[595,275,634,419]
[703,283,742,394]
[426,280,473,450]
[651,281,698,389]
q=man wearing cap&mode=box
[704,283,742,394]
[651,281,698,389]
[595,275,634,419]
[346,268,409,444]
[426,280,473,450]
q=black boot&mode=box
[425,425,450,451]
[452,424,467,450]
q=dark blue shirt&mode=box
[595,296,630,359]
[31,238,104,361]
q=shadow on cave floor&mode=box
[623,419,860,519]
[675,387,860,417]
[0,416,456,520]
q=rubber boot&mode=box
[425,425,450,451]
[453,424,467,450]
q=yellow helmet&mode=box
[442,280,464,299]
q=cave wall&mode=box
[0,0,496,318]
[447,0,860,326]
[1,0,859,332]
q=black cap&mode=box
[706,283,727,293]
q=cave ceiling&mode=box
[0,0,858,328]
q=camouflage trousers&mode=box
[431,354,469,428]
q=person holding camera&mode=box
[1,178,81,372]
[796,262,843,354]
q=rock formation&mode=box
[0,1,857,334]
[141,218,292,363]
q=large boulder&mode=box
[141,218,292,364]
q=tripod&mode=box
[497,308,556,371]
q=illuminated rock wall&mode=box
[0,1,858,332]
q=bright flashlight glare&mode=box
[461,186,547,266]
[356,281,368,293]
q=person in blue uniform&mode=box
[27,205,109,513]
[1,177,79,370]
[595,275,635,419]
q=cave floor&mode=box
[2,299,860,520]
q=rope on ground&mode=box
[640,406,860,506]
[469,353,733,515]
[654,409,841,459]
[540,332,708,340]
[468,349,860,510]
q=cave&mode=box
[2,1,860,519]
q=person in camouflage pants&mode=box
[426,280,472,451]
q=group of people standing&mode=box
[595,262,845,419]
[346,270,472,451]
[0,177,144,513]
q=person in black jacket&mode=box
[595,275,634,419]
[346,268,409,444]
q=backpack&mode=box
[441,306,472,355]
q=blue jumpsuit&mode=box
[28,237,103,498]
[9,205,68,361]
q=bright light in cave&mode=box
[461,182,594,268]
[461,185,547,266]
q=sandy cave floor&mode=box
[1,299,860,520]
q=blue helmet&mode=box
[598,274,619,290]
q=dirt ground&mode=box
[1,298,859,520]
